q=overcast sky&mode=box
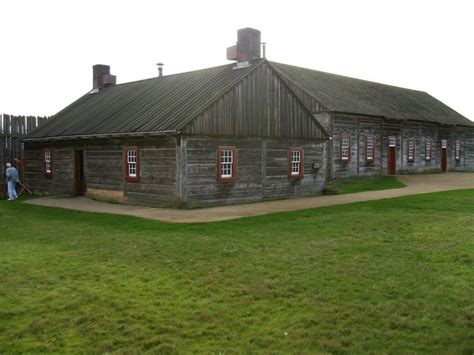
[1,0,473,121]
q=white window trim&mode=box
[127,150,137,177]
[366,136,374,162]
[425,139,432,161]
[388,136,396,148]
[220,149,233,178]
[291,150,301,176]
[408,138,415,162]
[455,140,461,161]
[341,136,350,162]
[44,150,52,174]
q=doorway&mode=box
[74,150,85,196]
[441,139,447,172]
[388,136,396,175]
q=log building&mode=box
[24,28,474,207]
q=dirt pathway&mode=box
[24,173,473,223]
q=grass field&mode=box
[0,190,473,353]
[325,175,406,194]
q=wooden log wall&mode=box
[24,142,74,194]
[123,137,178,206]
[1,114,50,188]
[331,113,474,178]
[25,137,179,205]
[182,135,326,206]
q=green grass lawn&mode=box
[0,191,473,353]
[325,175,406,194]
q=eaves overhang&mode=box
[22,130,180,143]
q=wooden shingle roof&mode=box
[270,61,472,126]
[26,59,472,141]
[26,60,264,140]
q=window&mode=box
[425,139,432,162]
[124,147,140,182]
[218,146,237,181]
[43,148,52,177]
[455,140,461,161]
[340,135,351,162]
[366,136,375,163]
[441,139,448,149]
[388,136,396,147]
[407,138,415,162]
[289,148,304,178]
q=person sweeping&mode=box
[5,162,20,200]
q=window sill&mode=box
[125,177,139,183]
[218,177,237,184]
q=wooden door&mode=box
[388,147,396,175]
[441,148,447,172]
[74,150,84,196]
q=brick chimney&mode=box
[227,28,261,63]
[92,64,116,90]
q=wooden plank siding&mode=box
[445,126,474,172]
[331,113,474,178]
[271,68,331,132]
[183,63,327,140]
[181,135,326,206]
[265,139,326,199]
[124,137,178,206]
[332,114,361,179]
[86,140,123,191]
[24,142,75,194]
[25,137,178,205]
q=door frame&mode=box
[387,136,396,175]
[441,139,447,173]
[74,150,85,196]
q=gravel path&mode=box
[24,173,474,223]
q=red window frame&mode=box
[366,136,375,163]
[288,148,304,179]
[217,146,237,182]
[407,138,415,162]
[124,146,140,182]
[340,135,351,163]
[43,148,52,177]
[455,140,461,161]
[425,139,432,162]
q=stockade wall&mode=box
[1,114,50,184]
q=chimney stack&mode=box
[157,62,164,77]
[227,28,261,63]
[92,64,116,90]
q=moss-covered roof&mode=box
[26,59,472,141]
[270,61,472,126]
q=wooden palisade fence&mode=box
[1,113,50,195]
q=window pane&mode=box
[389,136,396,147]
[408,139,415,161]
[341,137,350,160]
[291,150,301,175]
[426,140,431,160]
[127,150,137,177]
[220,149,233,178]
[367,137,374,161]
[44,150,51,173]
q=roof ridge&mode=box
[267,61,333,111]
[269,60,428,95]
[105,62,238,89]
